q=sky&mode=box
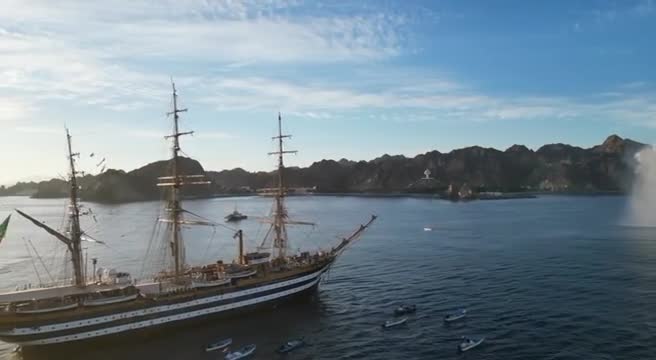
[1,0,656,185]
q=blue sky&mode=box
[1,0,656,185]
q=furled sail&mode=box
[0,215,10,243]
[15,209,72,247]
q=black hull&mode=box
[1,265,328,347]
[18,281,319,356]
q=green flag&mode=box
[0,215,10,243]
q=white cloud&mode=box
[15,125,62,134]
[0,98,35,122]
[121,129,236,140]
[620,81,648,89]
[0,28,169,110]
[0,0,408,117]
[583,0,655,27]
[195,74,656,126]
[198,76,530,115]
[633,0,655,16]
[196,131,238,140]
[1,0,656,142]
[288,111,334,120]
[0,1,405,63]
[100,16,403,63]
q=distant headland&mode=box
[0,135,648,203]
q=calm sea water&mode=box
[0,195,655,359]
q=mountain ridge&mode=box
[0,134,648,202]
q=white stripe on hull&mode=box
[1,267,325,337]
[18,276,321,345]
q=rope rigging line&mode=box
[86,235,128,263]
[50,199,70,272]
[29,218,60,272]
[252,220,264,249]
[49,243,65,279]
[22,237,42,286]
[181,209,237,233]
[200,226,218,265]
[151,217,176,275]
[80,208,100,235]
[58,200,68,232]
[20,211,65,278]
[61,249,70,283]
[140,217,163,279]
[179,149,193,159]
[298,223,316,246]
[259,225,274,251]
[26,237,55,283]
[257,202,277,250]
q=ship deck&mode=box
[0,257,333,325]
[0,283,130,303]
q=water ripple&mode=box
[1,196,655,359]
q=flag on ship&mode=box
[0,215,10,243]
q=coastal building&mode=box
[458,183,474,199]
[423,169,432,180]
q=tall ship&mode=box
[0,83,376,346]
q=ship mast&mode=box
[157,81,208,280]
[268,113,297,259]
[66,129,85,287]
[166,81,189,279]
[15,130,87,287]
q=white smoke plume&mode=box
[626,147,656,227]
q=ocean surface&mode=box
[0,194,655,359]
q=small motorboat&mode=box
[277,337,305,353]
[444,309,467,323]
[225,344,256,360]
[382,317,407,329]
[225,208,247,222]
[205,338,232,352]
[458,337,484,352]
[394,304,417,316]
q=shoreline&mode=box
[0,191,626,204]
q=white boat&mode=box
[382,317,407,329]
[225,344,256,360]
[15,302,77,314]
[394,304,416,316]
[227,269,257,279]
[83,293,138,307]
[458,337,484,352]
[192,278,231,288]
[205,337,232,352]
[444,309,467,323]
[277,337,305,353]
[244,252,270,265]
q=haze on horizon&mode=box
[2,0,656,186]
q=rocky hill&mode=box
[1,157,217,203]
[0,135,648,202]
